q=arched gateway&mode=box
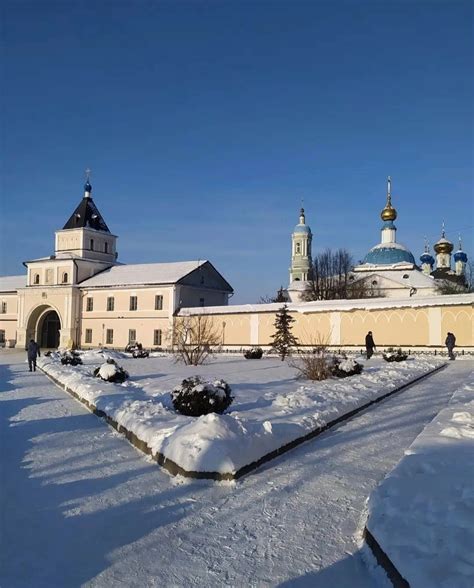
[26,305,62,349]
[39,310,61,348]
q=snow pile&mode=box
[37,355,444,476]
[365,372,474,587]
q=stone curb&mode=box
[363,527,410,587]
[39,363,446,482]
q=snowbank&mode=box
[38,354,445,479]
[365,372,474,587]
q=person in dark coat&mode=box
[27,339,41,371]
[365,331,376,359]
[445,332,456,360]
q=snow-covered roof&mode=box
[179,293,474,316]
[79,261,209,288]
[353,269,436,289]
[0,275,27,292]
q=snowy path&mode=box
[1,351,472,588]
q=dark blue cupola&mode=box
[454,237,468,264]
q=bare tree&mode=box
[435,279,472,295]
[259,286,288,304]
[173,314,221,366]
[301,248,382,301]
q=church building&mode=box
[287,177,468,301]
[0,178,233,349]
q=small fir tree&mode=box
[271,305,298,361]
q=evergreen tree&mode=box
[270,305,298,361]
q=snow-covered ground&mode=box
[365,372,474,587]
[37,351,444,477]
[2,350,472,587]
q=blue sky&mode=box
[2,0,472,302]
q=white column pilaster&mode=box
[428,307,442,346]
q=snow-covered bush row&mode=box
[382,347,408,362]
[171,376,233,416]
[365,372,474,588]
[37,355,445,477]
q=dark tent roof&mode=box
[62,197,111,232]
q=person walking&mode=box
[365,331,376,359]
[27,339,41,371]
[445,332,456,360]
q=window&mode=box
[295,242,301,254]
[155,295,163,310]
[129,296,138,311]
[85,329,92,344]
[154,329,162,346]
[104,242,108,254]
[90,239,94,251]
[372,280,378,286]
[0,330,5,344]
[0,302,6,314]
[34,274,40,285]
[107,297,115,311]
[200,297,205,307]
[128,329,136,344]
[86,297,93,311]
[403,274,409,279]
[106,329,114,345]
[62,272,68,283]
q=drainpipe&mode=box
[72,259,80,347]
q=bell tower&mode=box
[290,207,312,283]
[55,173,118,264]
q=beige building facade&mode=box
[0,179,233,349]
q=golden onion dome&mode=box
[381,199,397,221]
[434,225,453,254]
[434,237,453,254]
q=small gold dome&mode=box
[381,204,397,221]
[434,238,453,254]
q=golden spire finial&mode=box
[381,175,397,221]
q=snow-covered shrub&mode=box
[293,349,332,381]
[93,358,129,383]
[132,349,149,358]
[244,347,263,359]
[171,376,233,417]
[383,347,408,362]
[60,350,83,366]
[294,352,363,380]
[330,356,363,378]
